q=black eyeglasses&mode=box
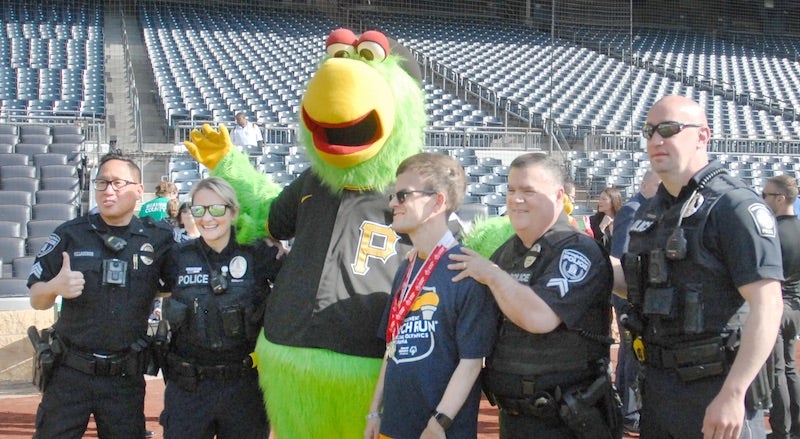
[93,179,140,191]
[389,190,437,204]
[761,192,784,199]
[190,204,230,218]
[641,121,704,139]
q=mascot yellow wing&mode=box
[185,123,282,243]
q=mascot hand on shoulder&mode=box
[185,28,425,438]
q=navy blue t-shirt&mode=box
[377,245,498,438]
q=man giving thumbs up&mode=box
[28,152,175,439]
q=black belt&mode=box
[166,353,255,382]
[61,349,133,377]
[644,339,726,369]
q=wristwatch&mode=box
[432,410,453,430]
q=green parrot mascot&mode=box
[185,28,426,438]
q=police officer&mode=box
[159,177,281,439]
[29,152,174,438]
[618,95,783,439]
[451,153,619,438]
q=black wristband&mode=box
[432,410,453,430]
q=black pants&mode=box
[641,367,765,438]
[160,372,268,439]
[34,364,146,439]
[770,297,800,439]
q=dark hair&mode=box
[177,201,192,227]
[98,151,142,182]
[768,174,799,200]
[599,187,624,217]
[509,153,565,187]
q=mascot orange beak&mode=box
[301,57,396,168]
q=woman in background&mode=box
[589,187,622,252]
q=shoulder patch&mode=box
[747,204,776,238]
[559,249,591,283]
[36,234,61,258]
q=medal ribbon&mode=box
[385,232,456,343]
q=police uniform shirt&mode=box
[632,161,783,292]
[265,170,413,358]
[163,233,281,364]
[486,213,612,378]
[230,122,263,147]
[28,214,174,353]
[492,213,612,334]
[627,161,783,340]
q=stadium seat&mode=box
[12,256,35,278]
[2,177,40,194]
[0,237,25,266]
[0,154,30,166]
[0,278,28,298]
[0,190,33,206]
[0,221,22,238]
[40,164,78,179]
[32,204,78,221]
[1,165,37,179]
[40,176,79,192]
[35,189,79,205]
[27,219,64,239]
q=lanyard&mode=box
[385,231,456,343]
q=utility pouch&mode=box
[682,285,704,334]
[621,253,644,306]
[128,338,150,376]
[558,374,621,439]
[643,286,677,318]
[28,326,56,392]
[163,298,189,331]
[745,354,775,411]
[220,306,244,338]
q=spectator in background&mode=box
[590,187,623,252]
[173,202,200,243]
[163,198,180,228]
[230,112,264,149]
[762,175,800,439]
[608,169,662,436]
[139,181,178,222]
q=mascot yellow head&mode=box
[300,28,426,192]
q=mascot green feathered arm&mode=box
[463,216,515,258]
[184,125,282,243]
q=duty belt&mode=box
[61,348,133,377]
[643,339,728,382]
[166,353,255,382]
[483,366,598,417]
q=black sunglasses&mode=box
[641,121,704,139]
[389,190,437,204]
[190,204,230,218]
[761,192,784,199]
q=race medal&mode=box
[386,340,396,359]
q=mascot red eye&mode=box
[356,30,389,62]
[326,28,358,58]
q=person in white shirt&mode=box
[230,112,263,148]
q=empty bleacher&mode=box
[0,0,105,119]
[0,122,85,283]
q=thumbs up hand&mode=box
[56,252,85,299]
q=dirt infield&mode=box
[0,377,502,438]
